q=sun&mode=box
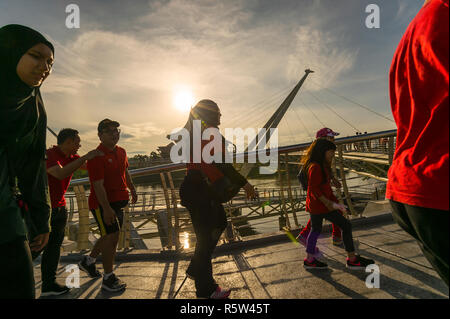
[173,87,195,113]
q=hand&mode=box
[130,188,138,204]
[332,202,348,214]
[84,149,104,160]
[103,206,117,226]
[243,182,256,200]
[331,177,342,189]
[30,233,50,252]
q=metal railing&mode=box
[65,129,396,253]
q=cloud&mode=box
[286,26,358,91]
[41,0,393,154]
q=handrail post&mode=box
[167,171,181,250]
[337,145,357,217]
[277,154,291,229]
[284,153,299,227]
[73,185,91,251]
[388,136,395,165]
[160,172,173,249]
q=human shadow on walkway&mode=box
[346,250,448,298]
[304,265,369,299]
[38,277,101,299]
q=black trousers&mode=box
[309,210,355,253]
[0,236,35,299]
[32,207,68,285]
[186,198,227,297]
[390,200,449,286]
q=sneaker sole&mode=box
[346,264,366,270]
[78,262,102,278]
[304,264,328,269]
[40,289,70,297]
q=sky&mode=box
[1,0,424,156]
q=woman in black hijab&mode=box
[0,24,54,298]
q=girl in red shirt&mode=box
[301,139,375,269]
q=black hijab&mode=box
[0,24,54,148]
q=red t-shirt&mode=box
[386,0,449,211]
[187,127,224,183]
[87,143,129,210]
[306,163,338,214]
[46,146,80,208]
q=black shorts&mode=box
[91,200,128,236]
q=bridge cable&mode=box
[224,84,294,127]
[291,105,314,141]
[309,80,395,123]
[306,90,362,133]
[298,96,327,128]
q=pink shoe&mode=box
[210,286,231,299]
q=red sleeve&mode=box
[87,156,105,182]
[46,148,60,169]
[308,164,324,199]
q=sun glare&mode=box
[173,87,195,113]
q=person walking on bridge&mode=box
[179,99,256,299]
[387,0,449,286]
[78,119,138,292]
[297,127,344,249]
[36,128,103,296]
[0,24,54,299]
[300,139,375,270]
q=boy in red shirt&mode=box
[387,0,449,285]
[78,119,137,292]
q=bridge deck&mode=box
[34,209,449,300]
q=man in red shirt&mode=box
[40,128,102,296]
[78,119,137,293]
[387,0,449,285]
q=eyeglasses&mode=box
[102,128,121,135]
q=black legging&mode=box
[186,198,227,298]
[32,207,68,285]
[0,236,35,299]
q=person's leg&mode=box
[391,201,449,286]
[99,232,119,274]
[0,237,35,299]
[188,201,218,297]
[323,210,354,253]
[90,236,107,259]
[306,214,323,256]
[41,207,68,286]
[331,210,343,244]
[300,219,312,237]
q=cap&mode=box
[316,127,340,138]
[98,118,120,133]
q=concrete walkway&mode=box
[34,212,449,299]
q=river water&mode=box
[129,172,386,249]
